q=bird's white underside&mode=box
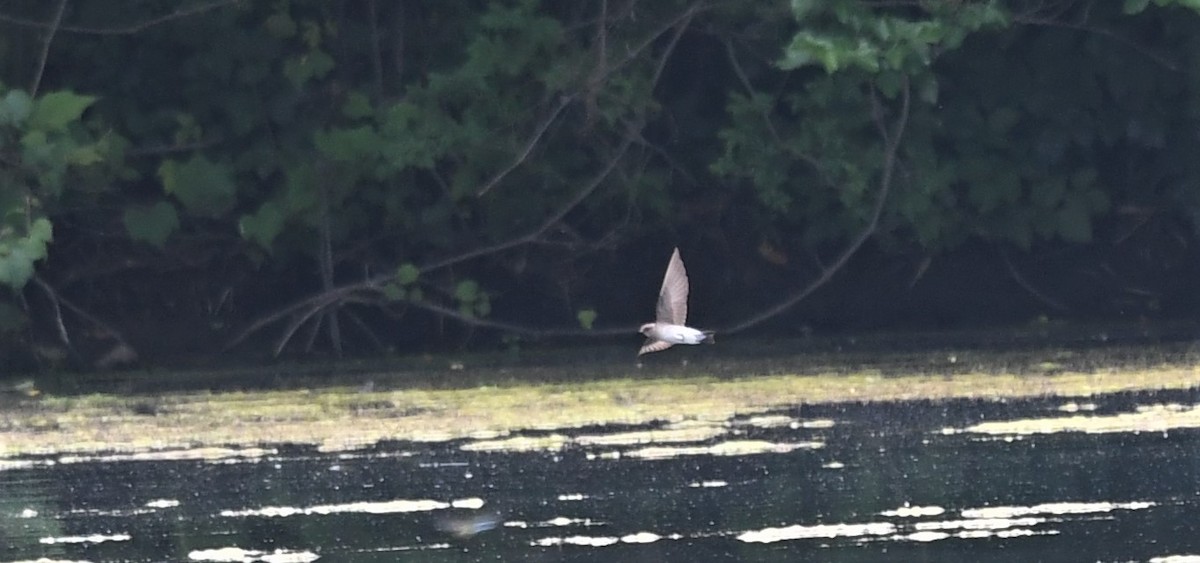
[638,248,713,356]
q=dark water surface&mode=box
[4,389,1200,562]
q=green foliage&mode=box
[0,217,51,290]
[159,155,237,217]
[454,279,490,318]
[0,90,32,126]
[2,0,1199,356]
[0,85,115,292]
[576,309,597,330]
[28,91,97,132]
[239,202,287,250]
[780,1,1007,75]
[396,263,420,286]
[123,201,180,248]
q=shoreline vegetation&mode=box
[3,338,1200,458]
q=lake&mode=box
[4,386,1200,562]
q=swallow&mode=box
[638,247,715,356]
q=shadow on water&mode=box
[4,389,1200,561]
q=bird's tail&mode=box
[701,331,716,344]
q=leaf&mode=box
[576,309,597,330]
[0,247,36,291]
[454,279,479,303]
[343,91,374,119]
[0,218,52,291]
[66,145,104,166]
[474,295,491,317]
[238,201,286,250]
[283,50,335,88]
[0,89,33,126]
[1122,0,1152,14]
[396,263,420,285]
[314,125,381,162]
[1057,201,1093,243]
[382,283,405,301]
[28,90,97,132]
[265,12,297,38]
[123,201,179,248]
[159,155,237,217]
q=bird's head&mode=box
[639,323,655,336]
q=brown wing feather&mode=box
[655,248,689,325]
[638,339,674,356]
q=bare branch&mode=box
[29,0,68,97]
[0,0,245,36]
[722,77,912,334]
[475,95,574,196]
[999,245,1069,312]
[227,130,637,351]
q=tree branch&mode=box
[0,0,245,36]
[227,129,637,351]
[722,77,911,334]
[29,0,68,97]
[474,95,574,196]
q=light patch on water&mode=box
[532,532,666,547]
[585,451,621,460]
[688,480,728,488]
[40,533,131,545]
[146,498,180,509]
[1151,555,1200,563]
[914,517,1044,531]
[574,426,727,447]
[905,530,949,542]
[543,516,604,527]
[881,505,945,518]
[625,440,822,460]
[1057,401,1097,413]
[734,415,836,429]
[960,501,1154,519]
[20,508,38,518]
[57,447,275,464]
[823,461,845,469]
[737,522,896,543]
[220,497,483,517]
[187,547,319,562]
[0,459,48,471]
[736,414,795,427]
[459,434,569,452]
[621,532,660,543]
[6,560,91,563]
[451,497,485,509]
[959,403,1200,435]
[533,535,620,547]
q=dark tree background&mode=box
[3,0,1200,370]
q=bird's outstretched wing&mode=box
[638,339,674,356]
[655,248,689,325]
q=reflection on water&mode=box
[4,389,1200,561]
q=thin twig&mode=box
[32,274,72,351]
[29,0,68,97]
[998,245,1069,312]
[722,77,911,334]
[226,132,636,350]
[0,0,244,35]
[475,95,574,196]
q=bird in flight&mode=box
[638,247,715,356]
